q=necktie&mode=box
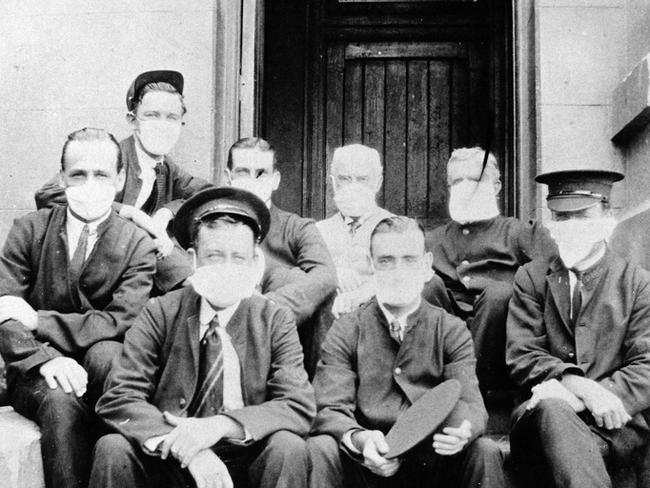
[69,224,89,285]
[570,269,583,325]
[188,316,224,417]
[348,217,362,236]
[389,319,402,343]
[153,162,167,212]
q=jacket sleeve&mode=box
[518,220,559,264]
[224,307,316,439]
[34,174,67,210]
[264,219,337,324]
[34,233,156,355]
[440,315,488,441]
[95,298,174,450]
[598,272,650,416]
[164,162,212,215]
[506,266,583,391]
[310,315,363,441]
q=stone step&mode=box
[0,406,44,488]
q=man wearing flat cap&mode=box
[308,216,505,488]
[35,69,212,293]
[506,169,650,487]
[90,187,315,488]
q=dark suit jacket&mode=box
[428,216,557,307]
[610,208,650,271]
[34,135,212,215]
[262,205,337,325]
[506,252,650,429]
[96,288,316,451]
[0,206,156,384]
[311,298,487,443]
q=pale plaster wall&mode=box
[0,1,217,242]
[535,0,627,213]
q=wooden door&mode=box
[317,40,489,228]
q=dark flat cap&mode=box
[173,186,270,249]
[384,379,461,459]
[535,169,624,212]
[126,70,184,111]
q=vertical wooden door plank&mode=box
[450,58,470,150]
[344,60,363,144]
[384,60,407,216]
[428,60,451,224]
[406,60,429,218]
[363,60,386,207]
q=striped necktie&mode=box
[69,224,89,286]
[153,162,167,212]
[188,316,224,417]
[570,268,583,325]
[348,217,362,236]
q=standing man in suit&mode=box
[35,70,212,293]
[316,143,452,319]
[225,137,337,373]
[427,147,557,397]
[507,170,650,487]
[91,187,315,488]
[308,216,505,488]
[0,128,157,488]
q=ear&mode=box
[271,170,281,191]
[115,168,126,192]
[187,248,198,270]
[252,245,266,286]
[224,167,232,185]
[423,251,434,270]
[126,111,137,128]
[58,170,66,188]
[493,180,502,196]
[374,174,383,193]
[330,174,337,192]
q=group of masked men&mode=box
[1,69,649,488]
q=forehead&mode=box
[447,159,488,182]
[137,90,183,115]
[551,203,605,220]
[63,140,119,174]
[371,229,425,256]
[196,221,255,252]
[231,148,274,169]
[333,156,379,177]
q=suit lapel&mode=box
[546,266,573,335]
[226,300,249,400]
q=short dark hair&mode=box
[60,127,122,172]
[370,216,425,257]
[190,214,257,249]
[134,82,187,115]
[227,137,277,170]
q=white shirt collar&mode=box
[134,137,163,173]
[199,297,241,329]
[66,207,111,235]
[377,297,421,330]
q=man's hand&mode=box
[562,375,631,429]
[160,412,245,468]
[336,267,365,293]
[151,208,174,235]
[153,235,175,260]
[0,296,38,330]
[432,420,472,456]
[39,357,87,397]
[187,449,233,488]
[351,430,401,477]
[119,205,174,259]
[526,378,585,412]
[332,293,358,319]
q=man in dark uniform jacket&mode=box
[427,147,557,396]
[34,70,212,292]
[308,216,505,488]
[225,137,337,373]
[0,128,157,488]
[90,187,315,488]
[506,169,650,488]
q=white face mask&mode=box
[65,182,116,222]
[545,217,617,269]
[187,262,258,308]
[136,119,182,156]
[333,182,377,218]
[374,267,427,308]
[230,177,274,206]
[448,180,500,224]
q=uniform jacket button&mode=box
[179,398,187,408]
[394,367,402,375]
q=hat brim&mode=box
[546,195,603,213]
[173,186,270,250]
[127,70,184,111]
[384,379,461,459]
[535,169,624,185]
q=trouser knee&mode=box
[93,434,135,469]
[307,435,344,488]
[265,430,309,464]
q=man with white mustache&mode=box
[35,70,212,293]
[506,169,650,488]
[427,147,557,397]
[0,128,157,488]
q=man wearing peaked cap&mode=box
[506,169,650,487]
[91,186,315,488]
[35,69,212,294]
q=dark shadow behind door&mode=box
[263,0,511,232]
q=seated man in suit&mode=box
[35,70,212,293]
[226,137,337,373]
[507,169,650,487]
[308,216,505,488]
[427,147,557,396]
[0,127,157,488]
[90,187,315,488]
[316,143,452,319]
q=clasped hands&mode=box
[350,419,472,478]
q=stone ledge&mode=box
[0,406,44,488]
[612,53,650,145]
